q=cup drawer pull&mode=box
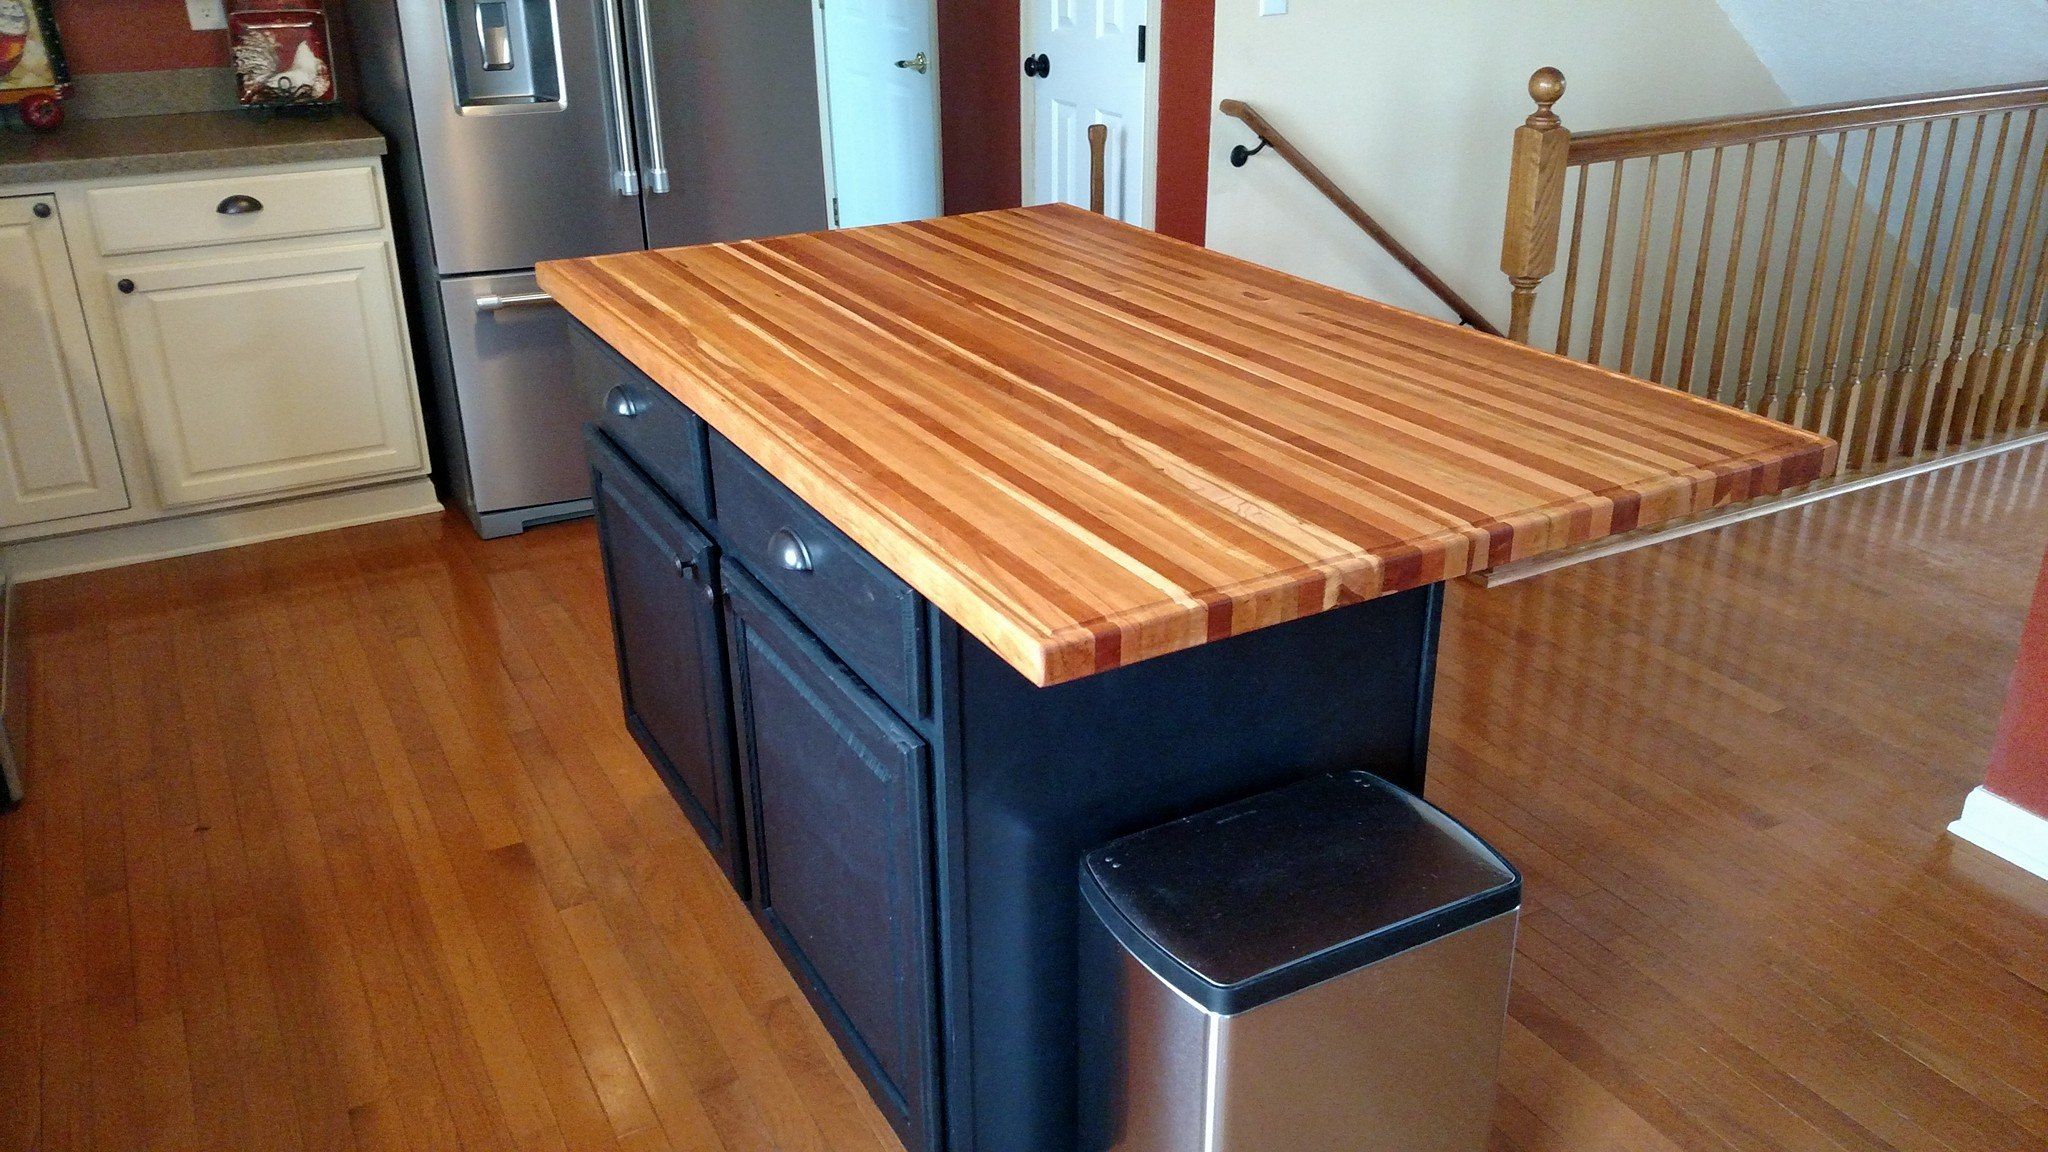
[769,528,813,573]
[216,194,265,215]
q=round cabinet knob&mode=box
[769,528,813,573]
[31,202,51,219]
[605,385,647,419]
[672,555,698,580]
[117,279,136,295]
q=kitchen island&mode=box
[538,204,1832,1152]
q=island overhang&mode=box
[539,203,1833,687]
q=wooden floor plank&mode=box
[3,443,2046,1152]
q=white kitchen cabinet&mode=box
[107,238,425,509]
[0,195,130,529]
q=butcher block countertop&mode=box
[539,204,1834,687]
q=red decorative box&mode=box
[228,0,337,107]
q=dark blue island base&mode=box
[576,324,1442,1152]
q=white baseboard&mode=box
[1950,786,2048,883]
[2,477,443,583]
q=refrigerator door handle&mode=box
[598,0,640,196]
[627,0,671,194]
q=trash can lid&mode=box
[1081,771,1520,1015]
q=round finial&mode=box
[1526,67,1566,126]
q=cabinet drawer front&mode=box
[726,570,937,1151]
[711,433,928,716]
[87,165,384,257]
[588,428,745,891]
[571,326,712,522]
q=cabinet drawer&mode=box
[571,325,712,523]
[87,165,384,257]
[726,569,937,1152]
[711,433,928,717]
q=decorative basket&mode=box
[229,0,338,107]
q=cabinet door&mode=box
[725,569,938,1151]
[588,430,746,889]
[109,240,424,508]
[0,196,129,529]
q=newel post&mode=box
[1500,68,1570,344]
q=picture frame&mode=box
[0,0,72,129]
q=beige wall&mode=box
[1203,0,1791,327]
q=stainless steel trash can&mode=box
[1077,771,1521,1152]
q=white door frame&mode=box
[1018,0,1162,227]
[810,0,947,228]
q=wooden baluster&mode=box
[1649,151,1696,385]
[1618,155,1664,377]
[1088,123,1108,215]
[1760,137,1821,420]
[1932,111,2012,449]
[1862,122,1935,466]
[1587,162,1627,365]
[1814,128,1885,458]
[1736,139,1785,409]
[1886,116,1964,460]
[1676,147,1727,394]
[1973,111,2047,437]
[1710,143,1765,406]
[1953,108,2031,440]
[1905,114,1989,455]
[1554,165,1591,355]
[1986,138,2048,434]
[1850,122,1927,469]
[1788,131,1851,433]
[1501,68,1571,344]
[2005,144,2048,430]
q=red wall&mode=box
[938,0,1212,243]
[1986,545,2048,818]
[49,0,229,74]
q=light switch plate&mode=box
[186,0,226,31]
[1259,0,1288,14]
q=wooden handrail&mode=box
[1569,79,2048,165]
[1220,98,1503,336]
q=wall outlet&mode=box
[186,0,227,31]
[1259,0,1288,14]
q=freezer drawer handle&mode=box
[475,290,555,313]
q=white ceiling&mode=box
[1714,0,2048,103]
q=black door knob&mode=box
[117,279,136,295]
[1024,53,1050,78]
[31,202,51,219]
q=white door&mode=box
[0,195,129,529]
[109,240,426,509]
[1023,0,1151,223]
[820,0,942,228]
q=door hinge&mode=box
[831,196,841,227]
[1138,24,1147,63]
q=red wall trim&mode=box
[1986,545,2048,818]
[938,0,1211,242]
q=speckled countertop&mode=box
[0,109,386,185]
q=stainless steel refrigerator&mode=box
[349,0,828,536]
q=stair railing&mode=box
[1502,68,2048,477]
[1220,99,1502,337]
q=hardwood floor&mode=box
[4,442,2047,1152]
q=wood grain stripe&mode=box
[539,205,1834,686]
